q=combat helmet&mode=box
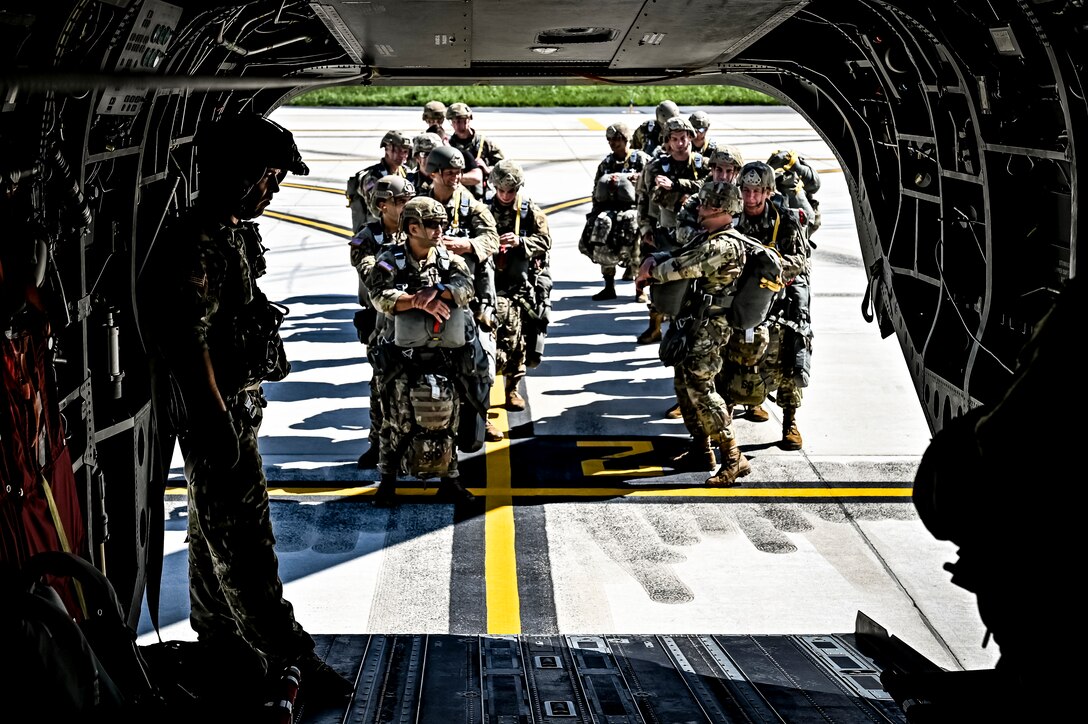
[196,113,308,214]
[689,111,711,132]
[489,159,525,191]
[379,130,412,149]
[605,122,630,141]
[739,161,776,191]
[373,175,416,201]
[401,196,448,226]
[662,116,696,137]
[424,145,466,174]
[655,100,680,125]
[412,132,443,157]
[710,145,745,170]
[423,100,447,122]
[698,180,743,215]
[446,102,473,119]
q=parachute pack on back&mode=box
[593,173,637,209]
[730,240,785,330]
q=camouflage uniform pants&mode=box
[496,295,527,389]
[368,374,384,450]
[674,316,736,442]
[183,398,314,664]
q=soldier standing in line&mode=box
[487,159,552,411]
[446,102,505,200]
[580,122,650,300]
[138,113,353,702]
[634,181,754,486]
[346,130,411,233]
[365,197,478,507]
[631,99,680,156]
[423,145,504,442]
[726,161,811,448]
[675,145,745,247]
[767,148,822,238]
[689,111,717,158]
[422,100,448,133]
[408,132,443,196]
[634,115,707,344]
[350,175,415,469]
[425,123,486,197]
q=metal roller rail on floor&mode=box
[293,630,909,723]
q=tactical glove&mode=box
[195,410,241,469]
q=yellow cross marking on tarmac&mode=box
[578,118,606,131]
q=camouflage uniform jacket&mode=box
[350,221,405,305]
[432,187,500,262]
[693,138,718,158]
[488,193,551,298]
[143,210,270,406]
[449,129,505,171]
[631,119,664,156]
[636,152,708,238]
[366,243,475,317]
[735,195,810,281]
[649,226,747,299]
[347,160,407,230]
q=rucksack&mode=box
[731,240,785,330]
[1,552,167,721]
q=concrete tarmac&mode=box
[138,105,998,676]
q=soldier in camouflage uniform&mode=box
[675,145,745,247]
[422,100,447,132]
[689,111,717,158]
[724,161,812,448]
[631,99,680,156]
[767,148,822,238]
[346,130,411,232]
[350,175,415,469]
[446,102,505,200]
[139,114,352,702]
[409,132,443,196]
[580,122,650,299]
[366,197,477,507]
[634,115,708,343]
[635,181,754,486]
[487,159,552,410]
[424,145,504,442]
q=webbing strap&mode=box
[41,475,89,618]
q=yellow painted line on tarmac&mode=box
[542,197,591,214]
[166,485,911,498]
[578,118,606,131]
[281,181,346,194]
[484,375,520,634]
[264,209,351,237]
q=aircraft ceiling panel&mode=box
[609,0,811,70]
[470,0,639,64]
[316,0,472,68]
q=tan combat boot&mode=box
[781,408,803,450]
[746,404,769,422]
[670,435,717,471]
[637,310,664,344]
[706,437,751,486]
[506,387,526,411]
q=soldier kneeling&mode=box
[365,197,480,506]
